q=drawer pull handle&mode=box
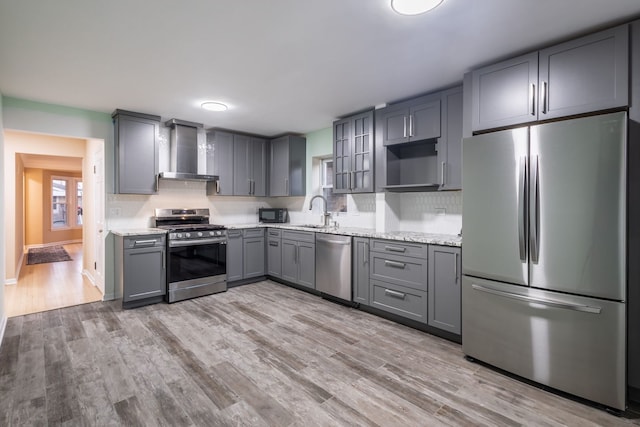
[385,289,406,300]
[384,260,406,269]
[384,245,406,253]
[269,241,279,247]
[134,239,157,247]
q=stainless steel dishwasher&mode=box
[315,234,352,301]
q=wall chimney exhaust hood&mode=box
[159,119,218,182]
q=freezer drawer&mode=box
[462,276,626,410]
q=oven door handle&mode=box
[169,238,227,247]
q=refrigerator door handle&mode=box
[518,156,527,261]
[471,284,602,314]
[530,155,540,263]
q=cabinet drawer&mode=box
[243,228,264,238]
[123,234,165,249]
[267,228,282,238]
[371,280,427,323]
[370,253,427,291]
[370,239,428,258]
[282,230,315,243]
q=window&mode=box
[320,158,347,213]
[52,176,82,229]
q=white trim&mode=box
[13,251,24,283]
[103,292,115,301]
[82,269,96,287]
[0,316,7,349]
[5,278,17,285]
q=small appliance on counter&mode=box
[153,208,227,303]
[258,207,288,223]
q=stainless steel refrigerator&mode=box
[461,112,627,410]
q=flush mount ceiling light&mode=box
[201,101,228,112]
[391,0,444,15]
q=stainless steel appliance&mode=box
[153,208,227,303]
[461,112,627,410]
[315,234,352,301]
[258,208,288,223]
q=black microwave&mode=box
[258,208,288,223]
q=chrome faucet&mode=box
[309,195,330,226]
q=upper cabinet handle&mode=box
[541,81,548,114]
[403,116,407,138]
[408,114,414,137]
[530,83,536,116]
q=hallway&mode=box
[4,243,103,317]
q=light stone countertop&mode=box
[226,223,462,247]
[110,228,168,237]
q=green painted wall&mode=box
[304,127,332,194]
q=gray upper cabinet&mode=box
[538,25,629,120]
[381,97,441,146]
[333,111,374,194]
[471,24,628,132]
[269,135,306,197]
[234,135,267,196]
[438,87,463,191]
[112,110,160,194]
[428,245,461,335]
[206,130,234,195]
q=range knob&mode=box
[209,231,215,236]
[185,233,191,238]
[217,231,223,236]
[176,233,183,239]
[197,232,203,237]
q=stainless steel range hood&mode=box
[159,119,218,181]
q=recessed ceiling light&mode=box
[201,101,228,112]
[391,0,444,15]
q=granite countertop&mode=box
[226,223,462,247]
[111,228,168,237]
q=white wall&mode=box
[0,93,7,343]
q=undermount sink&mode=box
[298,224,329,229]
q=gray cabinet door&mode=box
[353,237,370,305]
[539,24,628,121]
[207,130,234,196]
[114,111,160,194]
[471,52,539,132]
[351,111,374,193]
[439,87,463,190]
[297,242,315,289]
[281,239,298,283]
[381,106,409,146]
[226,231,243,282]
[251,137,267,197]
[270,136,289,196]
[428,245,461,335]
[243,235,265,279]
[123,246,166,302]
[267,238,282,278]
[409,99,440,141]
[333,118,351,194]
[233,134,252,196]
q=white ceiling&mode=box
[1,0,640,136]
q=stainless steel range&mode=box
[153,208,227,303]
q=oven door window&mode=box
[168,243,226,283]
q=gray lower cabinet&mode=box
[352,237,370,305]
[369,239,428,323]
[112,110,160,194]
[227,228,265,282]
[116,234,166,308]
[206,130,234,195]
[471,24,628,132]
[428,245,461,335]
[266,228,282,278]
[269,135,306,196]
[281,230,315,289]
[243,228,265,279]
[226,230,243,282]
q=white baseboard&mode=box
[82,269,96,286]
[14,251,24,283]
[0,315,7,348]
[104,292,116,301]
[4,278,17,285]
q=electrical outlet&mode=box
[435,207,446,216]
[109,207,121,217]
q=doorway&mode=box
[3,131,105,317]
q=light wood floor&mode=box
[1,280,638,426]
[4,243,103,317]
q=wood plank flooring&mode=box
[5,244,103,317]
[1,280,639,426]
